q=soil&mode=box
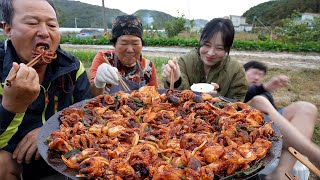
[61,44,320,69]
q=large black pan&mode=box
[37,90,282,180]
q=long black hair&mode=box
[199,18,235,54]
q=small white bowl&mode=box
[190,83,215,93]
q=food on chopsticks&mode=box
[6,46,57,86]
[47,86,276,179]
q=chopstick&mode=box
[170,68,174,90]
[118,77,130,92]
[285,173,299,180]
[102,55,130,92]
[6,52,44,86]
[288,147,320,177]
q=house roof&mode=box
[302,12,320,15]
[230,15,246,18]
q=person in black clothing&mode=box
[243,61,289,109]
[243,61,319,180]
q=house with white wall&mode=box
[229,15,252,32]
[301,12,320,27]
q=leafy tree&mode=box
[275,14,320,43]
[165,13,186,37]
[243,0,320,25]
[56,7,67,25]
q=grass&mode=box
[67,49,320,147]
[234,32,259,41]
[265,68,320,145]
[147,56,169,87]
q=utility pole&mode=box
[253,16,273,41]
[75,17,77,28]
[102,0,107,34]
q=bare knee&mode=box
[0,150,22,180]
[283,101,318,123]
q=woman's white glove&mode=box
[94,63,119,88]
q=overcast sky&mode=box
[76,0,270,21]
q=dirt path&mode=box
[61,44,320,69]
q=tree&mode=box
[56,7,67,26]
[165,13,186,37]
[275,14,320,43]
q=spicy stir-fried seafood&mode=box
[48,86,276,179]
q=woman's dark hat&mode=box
[110,15,144,45]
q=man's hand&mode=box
[263,75,289,92]
[13,128,41,164]
[162,57,181,83]
[2,63,40,113]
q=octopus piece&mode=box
[143,112,157,123]
[251,138,272,159]
[106,125,126,137]
[180,133,204,151]
[50,128,69,140]
[152,165,183,180]
[238,129,251,144]
[221,124,238,139]
[70,133,96,150]
[250,122,275,142]
[192,119,214,133]
[200,165,216,180]
[134,86,161,105]
[62,148,103,169]
[97,136,118,150]
[31,45,57,63]
[168,95,182,106]
[104,94,116,105]
[78,157,109,179]
[184,167,200,179]
[155,110,175,124]
[221,105,238,115]
[48,137,73,153]
[130,143,159,159]
[244,109,264,125]
[111,161,137,179]
[203,143,225,163]
[88,124,104,137]
[83,99,103,109]
[235,102,251,110]
[151,103,173,113]
[179,90,195,101]
[226,163,242,176]
[201,93,214,101]
[206,160,228,175]
[222,146,245,165]
[182,101,196,113]
[237,143,257,163]
[60,108,84,127]
[117,105,135,117]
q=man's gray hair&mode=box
[1,0,57,25]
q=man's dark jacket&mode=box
[244,85,278,109]
[0,40,92,152]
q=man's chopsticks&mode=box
[102,55,130,92]
[170,68,174,90]
[6,52,44,86]
[288,147,320,177]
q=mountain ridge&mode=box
[0,0,208,29]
